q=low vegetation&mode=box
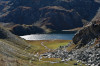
[26,40,71,54]
[31,60,86,66]
[26,40,86,66]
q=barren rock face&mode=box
[73,21,100,47]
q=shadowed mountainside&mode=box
[10,24,45,36]
[0,0,100,32]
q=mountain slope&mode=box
[71,20,100,65]
[0,0,100,31]
[10,24,45,36]
[42,20,100,66]
[73,21,100,48]
[0,26,35,65]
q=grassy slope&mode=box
[32,60,85,66]
[0,26,34,60]
[0,54,33,66]
[0,26,36,66]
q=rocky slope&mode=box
[73,21,100,48]
[0,0,100,32]
[0,26,35,65]
[42,20,100,66]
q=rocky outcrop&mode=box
[42,40,100,66]
[73,21,100,47]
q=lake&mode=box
[20,34,75,40]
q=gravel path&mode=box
[41,42,51,51]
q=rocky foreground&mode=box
[42,21,100,66]
[42,39,100,66]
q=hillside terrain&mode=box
[42,20,100,66]
[0,26,36,65]
[0,26,85,66]
[0,0,100,35]
[0,0,100,66]
[10,24,45,35]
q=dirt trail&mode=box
[41,42,51,51]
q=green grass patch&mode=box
[41,58,61,62]
[27,40,71,54]
[31,59,86,66]
[43,40,71,49]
